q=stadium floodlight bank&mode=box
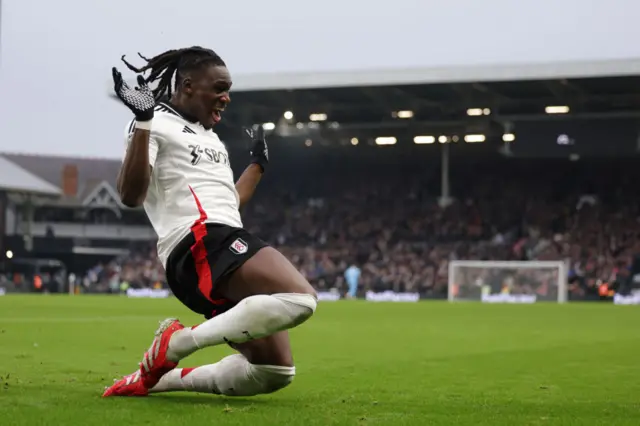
[448,260,568,304]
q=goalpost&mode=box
[448,260,568,303]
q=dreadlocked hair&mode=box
[120,46,226,101]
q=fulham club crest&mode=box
[229,238,248,255]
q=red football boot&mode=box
[103,318,184,397]
[102,370,148,397]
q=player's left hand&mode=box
[244,125,269,173]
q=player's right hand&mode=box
[112,67,155,122]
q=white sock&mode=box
[149,354,295,396]
[167,293,316,362]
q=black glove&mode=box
[244,126,269,173]
[112,67,155,122]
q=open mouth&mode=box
[212,106,226,124]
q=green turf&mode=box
[1,296,640,425]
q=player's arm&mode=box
[111,68,157,207]
[236,126,268,209]
[117,128,154,207]
[236,163,263,209]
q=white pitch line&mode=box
[0,315,165,324]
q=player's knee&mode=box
[301,281,318,300]
[287,275,318,304]
[272,293,317,326]
[281,268,317,299]
[250,363,295,394]
[240,293,316,335]
[295,277,317,299]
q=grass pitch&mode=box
[1,296,640,425]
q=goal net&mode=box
[448,260,568,303]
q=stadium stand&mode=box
[2,76,640,301]
[2,155,638,301]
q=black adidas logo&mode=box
[182,126,196,134]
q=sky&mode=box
[0,0,638,158]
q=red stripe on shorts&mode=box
[188,186,215,303]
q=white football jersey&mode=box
[122,102,243,267]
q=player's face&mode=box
[187,65,232,129]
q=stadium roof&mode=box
[231,58,640,92]
[0,156,61,196]
[108,75,640,144]
[223,75,640,125]
[109,74,640,133]
[202,75,640,147]
[1,153,120,191]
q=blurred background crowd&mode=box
[63,158,640,300]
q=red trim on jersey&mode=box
[188,186,215,303]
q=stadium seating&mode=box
[78,158,640,300]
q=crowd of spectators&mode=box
[82,158,640,299]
